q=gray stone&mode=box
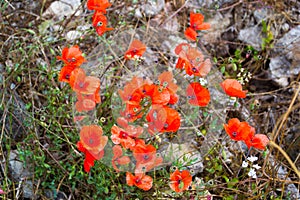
[269,25,300,87]
[253,8,269,23]
[135,0,165,18]
[42,0,82,20]
[9,150,35,199]
[238,26,262,50]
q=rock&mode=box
[253,8,269,23]
[65,30,82,42]
[269,25,300,87]
[42,0,82,20]
[238,26,262,50]
[9,150,35,199]
[135,0,165,18]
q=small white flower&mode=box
[199,78,208,86]
[242,161,248,168]
[253,164,261,170]
[248,168,257,178]
[247,156,258,163]
[240,68,245,72]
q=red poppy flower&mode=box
[120,103,143,122]
[223,118,255,142]
[169,169,192,193]
[189,12,211,31]
[133,143,163,173]
[111,118,143,149]
[220,79,248,98]
[69,68,100,95]
[75,98,96,112]
[126,172,153,191]
[186,82,210,107]
[112,145,130,172]
[175,43,211,77]
[124,39,147,60]
[79,125,108,155]
[146,105,181,134]
[87,0,111,13]
[57,45,86,67]
[245,134,269,150]
[184,27,198,41]
[92,11,113,36]
[59,65,76,83]
[77,141,105,172]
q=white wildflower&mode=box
[199,78,208,86]
[248,168,257,178]
[253,164,261,170]
[247,156,258,163]
[242,161,249,168]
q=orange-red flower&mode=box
[224,118,255,142]
[57,45,86,67]
[175,43,211,77]
[146,105,180,134]
[69,68,100,95]
[126,172,153,191]
[220,79,247,98]
[224,118,269,150]
[75,98,96,112]
[133,142,163,173]
[245,134,269,150]
[184,12,210,41]
[189,12,211,31]
[124,39,146,60]
[157,71,179,105]
[169,169,192,193]
[111,117,143,149]
[184,27,198,41]
[87,0,111,13]
[186,82,210,107]
[79,125,108,155]
[92,11,113,36]
[112,145,130,172]
[77,141,105,173]
[59,65,76,83]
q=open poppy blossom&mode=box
[186,82,210,107]
[156,71,179,104]
[77,141,105,172]
[111,118,143,149]
[126,172,153,191]
[189,12,211,31]
[245,134,269,150]
[69,68,100,95]
[146,105,181,134]
[224,118,255,142]
[174,43,211,77]
[112,145,130,172]
[169,169,192,193]
[75,98,96,112]
[79,125,108,155]
[58,65,76,83]
[184,27,198,41]
[124,39,147,60]
[92,11,113,36]
[87,0,111,13]
[57,45,86,67]
[220,79,248,98]
[133,142,163,173]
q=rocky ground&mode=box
[0,0,299,199]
